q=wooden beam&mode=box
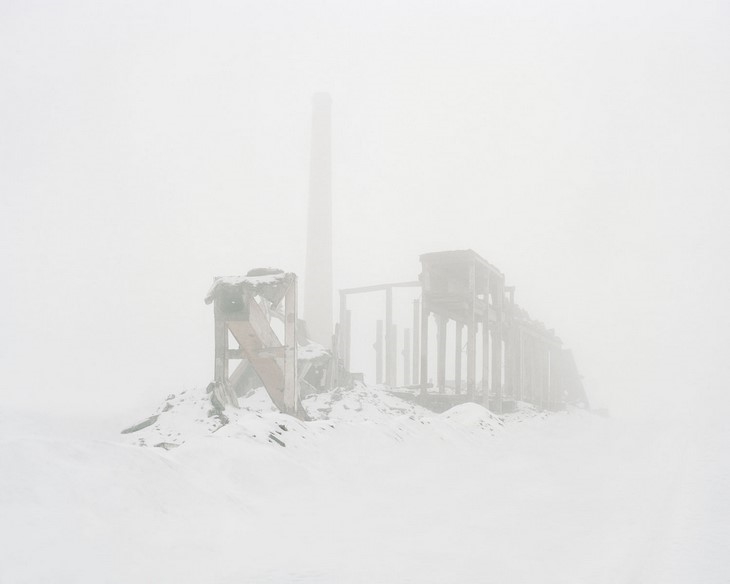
[389,323,398,386]
[385,286,394,386]
[516,328,524,401]
[340,281,421,295]
[338,290,347,365]
[481,321,490,407]
[214,310,228,383]
[344,309,352,372]
[412,299,420,386]
[283,279,299,415]
[403,328,411,386]
[466,260,477,400]
[226,348,244,360]
[454,322,462,395]
[491,276,503,414]
[375,319,383,384]
[437,315,447,393]
[419,307,429,395]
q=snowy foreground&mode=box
[1,386,727,584]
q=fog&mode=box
[2,3,730,582]
[1,0,729,420]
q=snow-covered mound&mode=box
[303,384,432,422]
[120,383,548,450]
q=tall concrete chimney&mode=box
[304,92,333,348]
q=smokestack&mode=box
[304,92,333,348]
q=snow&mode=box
[1,388,728,583]
[203,271,292,304]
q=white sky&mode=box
[1,0,728,417]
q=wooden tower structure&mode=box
[204,269,308,420]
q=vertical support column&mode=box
[419,304,429,395]
[385,286,394,386]
[437,315,447,393]
[491,281,503,414]
[403,328,411,386]
[214,303,229,383]
[338,291,347,362]
[330,323,340,389]
[503,324,513,402]
[412,299,420,386]
[548,346,558,410]
[284,278,299,415]
[481,271,491,407]
[344,310,352,372]
[530,337,538,406]
[467,261,477,400]
[516,328,524,401]
[375,319,384,384]
[482,321,490,407]
[454,322,463,394]
[535,338,545,410]
[390,323,398,386]
[542,343,550,410]
[505,286,516,403]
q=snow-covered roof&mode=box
[204,269,295,305]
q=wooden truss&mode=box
[205,271,308,420]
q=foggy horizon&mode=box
[3,1,728,421]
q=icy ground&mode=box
[1,385,728,583]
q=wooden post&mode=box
[535,340,542,410]
[284,278,299,415]
[492,320,502,414]
[481,271,490,407]
[420,305,429,395]
[344,309,352,372]
[542,343,550,409]
[214,309,229,383]
[385,286,394,386]
[403,328,411,386]
[466,260,477,400]
[516,328,524,401]
[412,299,420,386]
[375,319,384,384]
[330,323,340,389]
[503,324,512,402]
[547,347,557,410]
[482,322,490,407]
[437,314,447,393]
[454,322,462,394]
[529,336,537,405]
[390,323,398,386]
[339,290,347,360]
